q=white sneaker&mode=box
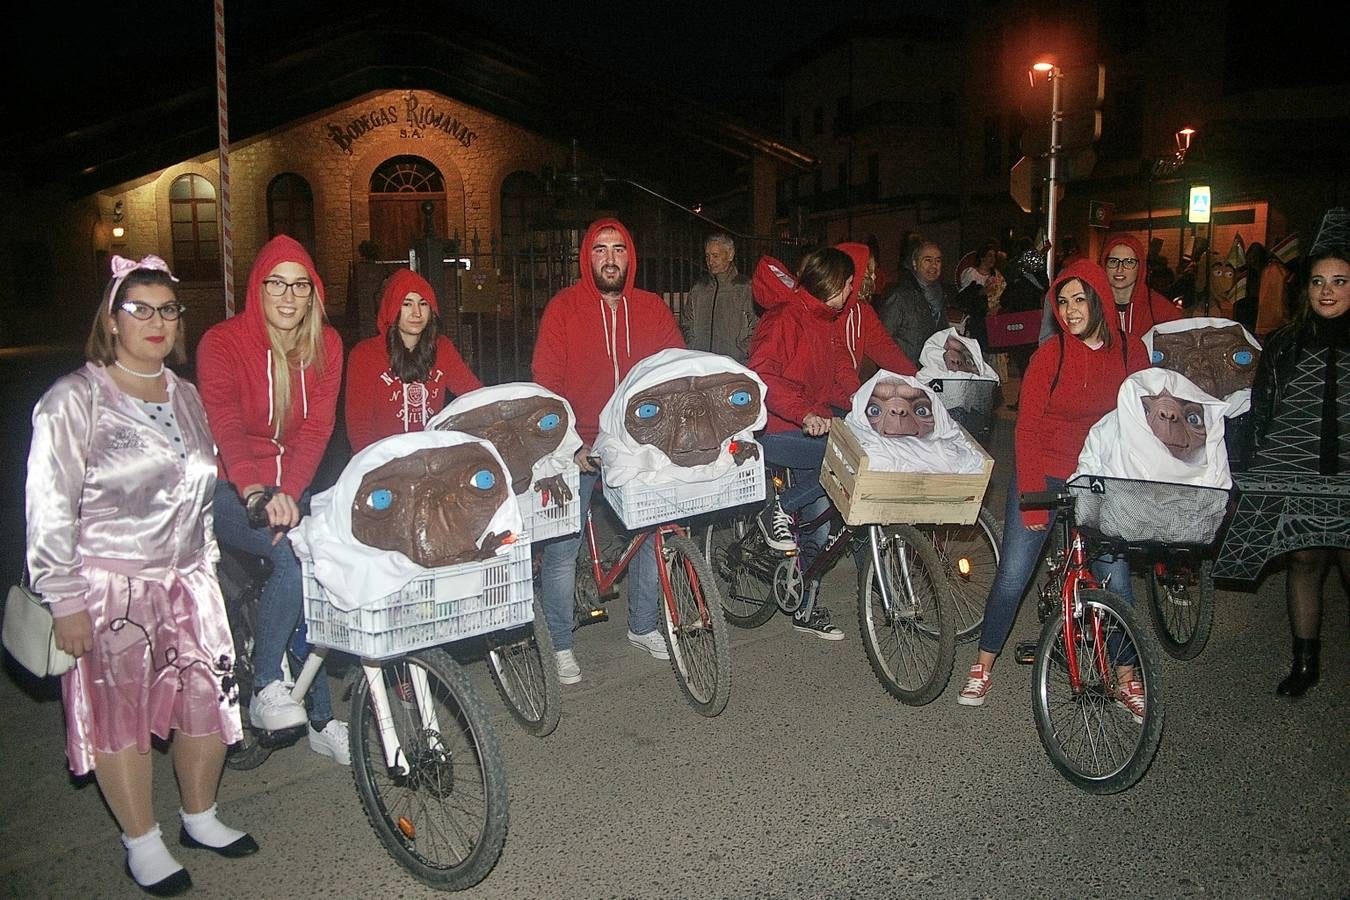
[756,500,798,553]
[248,681,306,731]
[308,719,351,766]
[555,649,581,684]
[627,629,670,660]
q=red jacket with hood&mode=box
[197,235,344,499]
[531,218,684,447]
[1016,260,1150,526]
[748,256,855,433]
[835,242,917,394]
[344,269,482,452]
[1100,234,1181,340]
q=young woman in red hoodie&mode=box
[835,241,918,393]
[1101,234,1182,340]
[749,247,856,639]
[958,260,1150,713]
[196,234,348,762]
[344,268,481,452]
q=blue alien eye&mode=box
[538,413,560,431]
[368,489,392,511]
[636,402,660,419]
[866,404,881,418]
[1233,350,1253,366]
[471,469,496,490]
[729,390,752,407]
[1151,350,1164,364]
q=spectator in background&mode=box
[877,240,946,363]
[865,233,889,299]
[1147,236,1175,295]
[959,240,1000,291]
[679,232,756,363]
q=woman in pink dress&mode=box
[27,256,254,896]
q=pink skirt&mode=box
[60,563,243,776]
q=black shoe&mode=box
[179,827,260,858]
[126,863,192,898]
[1276,637,1320,697]
[793,606,845,641]
[757,500,798,553]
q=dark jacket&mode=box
[876,269,943,365]
[679,266,755,362]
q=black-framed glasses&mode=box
[261,277,314,298]
[1104,257,1139,270]
[119,300,186,321]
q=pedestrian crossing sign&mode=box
[1188,185,1212,224]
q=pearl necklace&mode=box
[113,360,165,379]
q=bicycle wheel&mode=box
[923,507,1002,643]
[486,598,561,737]
[349,648,509,890]
[1144,556,1216,661]
[1031,589,1165,794]
[660,534,732,717]
[701,512,778,629]
[856,524,956,706]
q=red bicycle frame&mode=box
[1058,527,1112,693]
[580,511,711,632]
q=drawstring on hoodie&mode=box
[845,306,861,370]
[599,294,632,387]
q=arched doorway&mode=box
[368,155,446,259]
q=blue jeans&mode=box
[212,482,333,722]
[538,471,660,652]
[761,430,831,574]
[978,473,1134,658]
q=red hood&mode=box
[1100,234,1150,306]
[242,234,326,343]
[576,217,638,302]
[376,268,439,335]
[1048,259,1116,331]
[836,241,871,314]
[752,255,841,321]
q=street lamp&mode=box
[1146,127,1198,290]
[1029,61,1062,283]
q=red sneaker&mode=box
[957,664,992,707]
[1114,679,1146,724]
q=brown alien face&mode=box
[434,396,568,494]
[351,444,508,566]
[1140,389,1207,463]
[865,381,935,438]
[1151,325,1259,399]
[1210,263,1236,299]
[942,336,979,374]
[624,372,762,467]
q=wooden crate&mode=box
[820,419,994,526]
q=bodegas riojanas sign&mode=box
[327,93,478,154]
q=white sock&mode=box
[180,803,247,848]
[122,824,185,887]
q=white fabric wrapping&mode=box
[844,370,985,474]
[594,348,768,488]
[1141,316,1261,417]
[916,326,1001,382]
[290,431,523,610]
[1073,368,1232,489]
[425,381,583,492]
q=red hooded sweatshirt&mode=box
[835,242,917,394]
[1015,260,1150,525]
[748,256,855,433]
[343,269,482,452]
[197,234,344,499]
[1100,234,1181,340]
[531,218,684,447]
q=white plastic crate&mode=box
[517,467,581,542]
[303,541,534,659]
[603,455,765,530]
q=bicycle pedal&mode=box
[575,607,609,628]
[1014,641,1038,665]
[255,724,306,748]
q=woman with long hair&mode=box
[196,235,348,761]
[28,256,255,895]
[344,268,480,452]
[957,260,1149,711]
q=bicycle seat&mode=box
[1020,490,1074,510]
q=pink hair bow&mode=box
[108,254,179,310]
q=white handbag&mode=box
[3,576,76,677]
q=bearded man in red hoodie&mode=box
[532,219,685,685]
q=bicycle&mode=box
[1143,551,1216,661]
[701,472,957,706]
[915,506,1002,643]
[1016,487,1166,795]
[574,476,731,717]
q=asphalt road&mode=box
[1,354,1345,899]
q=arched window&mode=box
[371,156,445,193]
[267,173,316,254]
[169,174,218,281]
[499,170,548,254]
